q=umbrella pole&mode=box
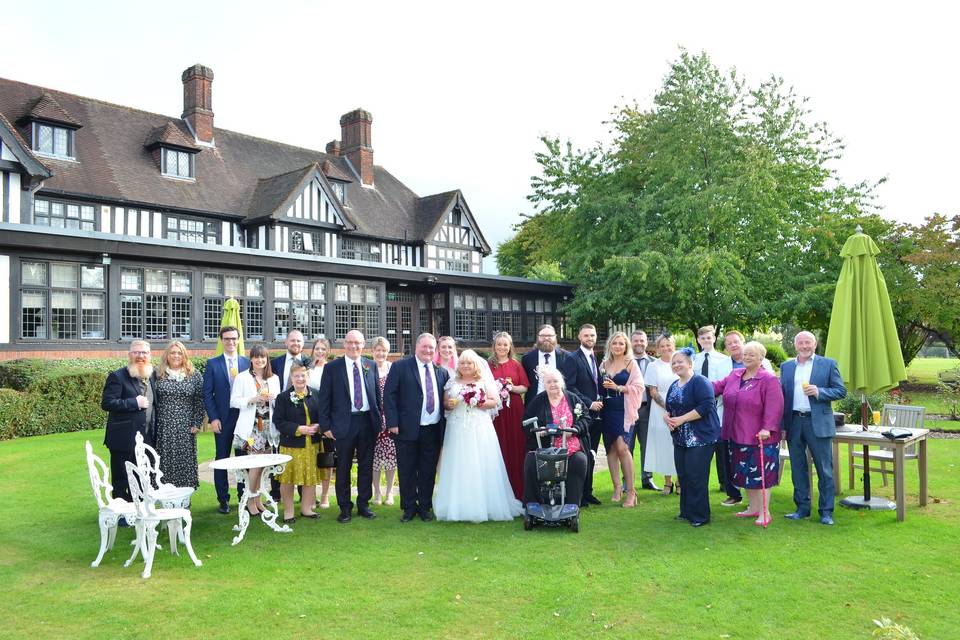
[860,393,872,501]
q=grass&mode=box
[905,357,959,386]
[2,431,960,639]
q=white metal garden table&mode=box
[208,453,293,545]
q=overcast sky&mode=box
[3,1,956,272]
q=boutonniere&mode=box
[362,362,371,374]
[289,391,302,406]
[574,403,584,419]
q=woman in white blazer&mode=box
[230,344,281,515]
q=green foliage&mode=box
[0,389,28,440]
[937,367,960,420]
[499,49,879,335]
[762,343,788,368]
[835,391,892,423]
[526,261,564,282]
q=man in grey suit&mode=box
[780,331,847,525]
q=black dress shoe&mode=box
[282,517,296,525]
[579,500,590,508]
[674,514,688,521]
[217,503,230,515]
[357,508,376,519]
[299,512,320,520]
[690,520,709,528]
[420,510,436,522]
[585,495,602,506]
[642,480,661,491]
[400,511,416,523]
[336,511,352,523]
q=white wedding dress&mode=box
[434,380,523,522]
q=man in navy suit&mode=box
[384,332,450,522]
[781,330,847,525]
[202,326,250,514]
[520,323,571,406]
[565,324,605,506]
[101,339,156,502]
[317,329,382,523]
[272,329,309,391]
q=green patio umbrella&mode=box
[825,226,907,509]
[214,297,245,356]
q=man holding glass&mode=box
[780,331,847,525]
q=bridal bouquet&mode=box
[495,378,511,408]
[458,383,487,408]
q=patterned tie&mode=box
[702,352,709,377]
[424,363,435,414]
[590,353,599,384]
[544,352,551,366]
[353,361,363,410]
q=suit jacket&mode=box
[271,354,311,391]
[780,355,847,438]
[202,353,250,429]
[383,355,450,442]
[566,348,602,409]
[317,356,381,439]
[273,387,322,448]
[521,390,592,454]
[520,348,572,405]
[101,367,156,452]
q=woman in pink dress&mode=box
[488,332,530,501]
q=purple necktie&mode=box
[590,353,598,384]
[353,361,363,410]
[544,353,551,365]
[424,363,435,414]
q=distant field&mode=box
[906,357,959,386]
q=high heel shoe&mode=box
[735,510,760,518]
[611,487,623,503]
[661,483,675,496]
[622,490,637,508]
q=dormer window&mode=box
[32,122,75,159]
[162,148,194,179]
[330,181,347,205]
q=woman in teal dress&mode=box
[274,364,326,523]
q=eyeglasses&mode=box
[538,333,556,339]
[130,351,150,356]
[222,337,239,342]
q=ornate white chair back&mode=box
[134,431,168,492]
[86,441,114,508]
[125,460,159,519]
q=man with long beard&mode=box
[101,339,156,502]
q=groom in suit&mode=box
[318,329,381,523]
[520,323,571,405]
[101,339,156,502]
[384,333,450,522]
[565,324,605,506]
[781,330,847,525]
[272,329,309,391]
[202,326,250,514]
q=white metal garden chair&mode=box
[85,441,137,568]
[124,462,202,579]
[133,432,196,548]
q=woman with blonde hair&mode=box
[370,336,397,505]
[154,341,205,489]
[599,331,644,508]
[489,331,530,500]
[645,333,679,494]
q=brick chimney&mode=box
[181,64,214,145]
[325,140,341,157]
[340,108,374,186]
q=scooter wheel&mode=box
[569,516,580,533]
[523,516,534,531]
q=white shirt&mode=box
[634,353,652,403]
[536,350,558,394]
[692,350,733,419]
[281,354,298,389]
[580,345,599,382]
[307,365,323,391]
[418,358,441,425]
[793,355,815,412]
[343,356,370,412]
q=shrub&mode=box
[937,367,960,420]
[0,359,50,391]
[835,391,891,424]
[0,388,29,439]
[763,343,788,368]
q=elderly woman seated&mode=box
[521,366,591,506]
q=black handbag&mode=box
[316,436,337,468]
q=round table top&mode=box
[208,453,292,471]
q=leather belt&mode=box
[793,410,811,417]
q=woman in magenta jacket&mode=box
[713,341,784,526]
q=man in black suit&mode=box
[565,324,605,506]
[100,339,156,502]
[272,329,309,392]
[630,330,659,491]
[520,323,571,406]
[384,333,450,522]
[317,329,382,523]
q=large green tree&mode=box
[499,50,878,335]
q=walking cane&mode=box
[757,433,768,529]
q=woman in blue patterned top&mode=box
[664,348,721,527]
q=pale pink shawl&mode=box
[621,360,645,433]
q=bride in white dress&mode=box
[434,349,523,522]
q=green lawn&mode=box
[2,431,960,639]
[905,357,959,385]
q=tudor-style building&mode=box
[0,65,570,357]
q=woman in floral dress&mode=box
[371,337,396,505]
[154,341,205,489]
